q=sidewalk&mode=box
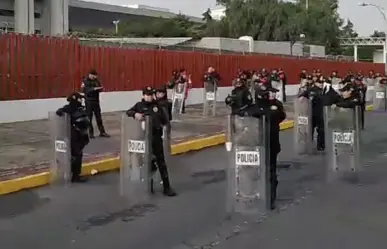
[0,100,295,181]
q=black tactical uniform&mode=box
[337,84,362,108]
[126,87,176,197]
[56,92,90,183]
[354,79,366,129]
[299,80,326,151]
[240,85,286,210]
[81,69,109,138]
[155,85,172,121]
[225,77,253,114]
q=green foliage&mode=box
[105,0,382,56]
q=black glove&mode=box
[56,110,64,116]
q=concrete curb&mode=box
[0,104,373,196]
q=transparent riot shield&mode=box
[364,77,376,102]
[272,80,283,102]
[373,83,387,111]
[226,115,269,214]
[49,112,72,186]
[324,106,361,182]
[161,106,171,165]
[171,83,187,119]
[203,81,217,117]
[294,97,313,154]
[120,115,152,203]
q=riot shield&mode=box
[373,83,386,111]
[272,80,283,102]
[226,115,269,214]
[161,106,171,165]
[171,83,187,119]
[294,97,313,154]
[364,77,376,102]
[49,112,72,186]
[324,106,361,182]
[120,115,152,202]
[203,81,217,117]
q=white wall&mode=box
[373,50,384,63]
[0,85,300,123]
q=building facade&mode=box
[0,0,203,36]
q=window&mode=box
[0,9,41,18]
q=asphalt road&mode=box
[1,112,387,249]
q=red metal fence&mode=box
[0,34,384,101]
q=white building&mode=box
[210,6,226,20]
[0,0,203,36]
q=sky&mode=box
[90,0,386,36]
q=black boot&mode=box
[270,180,278,210]
[162,176,177,197]
[71,175,88,183]
[150,178,155,194]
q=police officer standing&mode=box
[225,73,253,114]
[56,92,90,183]
[240,84,286,210]
[126,86,177,196]
[299,78,327,151]
[155,85,172,121]
[81,69,110,138]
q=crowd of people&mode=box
[53,65,385,209]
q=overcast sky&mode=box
[90,0,386,36]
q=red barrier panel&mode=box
[0,34,384,101]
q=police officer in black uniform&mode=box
[299,78,326,151]
[155,85,172,121]
[225,72,253,114]
[81,69,110,138]
[126,86,177,196]
[56,92,90,183]
[353,78,366,129]
[240,84,286,210]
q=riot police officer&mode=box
[225,75,253,114]
[155,85,172,121]
[126,86,177,196]
[299,78,326,151]
[56,92,90,183]
[81,69,110,138]
[353,78,366,129]
[240,84,286,210]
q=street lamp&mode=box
[112,20,120,34]
[359,2,387,74]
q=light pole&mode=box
[112,20,120,34]
[359,2,387,74]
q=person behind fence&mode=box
[126,86,177,197]
[155,85,172,121]
[299,69,308,81]
[239,84,286,210]
[81,69,110,138]
[298,77,327,151]
[56,92,90,183]
[225,72,253,114]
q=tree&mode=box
[371,30,386,37]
